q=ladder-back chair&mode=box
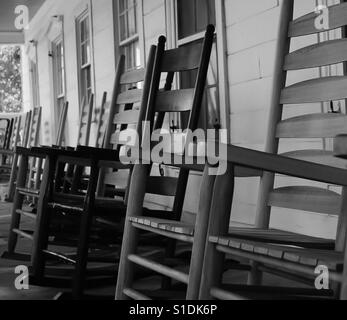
[0,117,13,167]
[0,111,34,201]
[115,25,215,300]
[5,103,67,258]
[199,0,347,300]
[0,115,22,177]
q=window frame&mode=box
[75,7,95,110]
[51,35,67,142]
[174,0,220,130]
[166,0,230,139]
[117,0,142,71]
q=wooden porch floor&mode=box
[0,201,315,300]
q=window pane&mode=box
[128,7,137,37]
[81,42,91,65]
[119,0,126,13]
[179,40,219,129]
[208,0,216,26]
[80,19,86,42]
[178,0,215,39]
[84,18,90,41]
[120,14,127,41]
[196,0,209,32]
[177,0,195,39]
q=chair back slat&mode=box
[155,89,195,113]
[276,113,347,139]
[161,43,203,72]
[289,2,347,37]
[117,89,144,105]
[120,68,146,85]
[114,109,140,125]
[284,39,347,71]
[280,76,347,104]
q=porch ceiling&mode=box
[0,0,45,44]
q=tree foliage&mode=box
[0,46,22,113]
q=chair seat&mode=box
[227,227,335,249]
[210,235,343,271]
[130,217,194,236]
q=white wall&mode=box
[24,0,115,146]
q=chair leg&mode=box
[31,157,56,282]
[341,245,347,300]
[7,155,29,254]
[199,163,235,299]
[199,242,226,300]
[187,166,216,300]
[72,161,99,299]
[247,262,263,286]
[115,164,149,300]
[33,158,43,204]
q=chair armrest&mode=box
[31,145,120,163]
[218,143,347,186]
[14,147,48,158]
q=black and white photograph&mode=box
[0,0,347,305]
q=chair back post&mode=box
[255,0,294,229]
[95,92,108,148]
[84,94,94,147]
[188,24,215,132]
[3,118,13,150]
[103,56,125,150]
[142,36,167,139]
[137,45,157,144]
[95,55,125,197]
[56,101,69,146]
[22,111,32,148]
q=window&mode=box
[52,37,66,119]
[177,0,219,129]
[118,0,141,70]
[177,0,216,40]
[76,12,93,106]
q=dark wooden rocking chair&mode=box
[4,103,68,259]
[0,109,39,202]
